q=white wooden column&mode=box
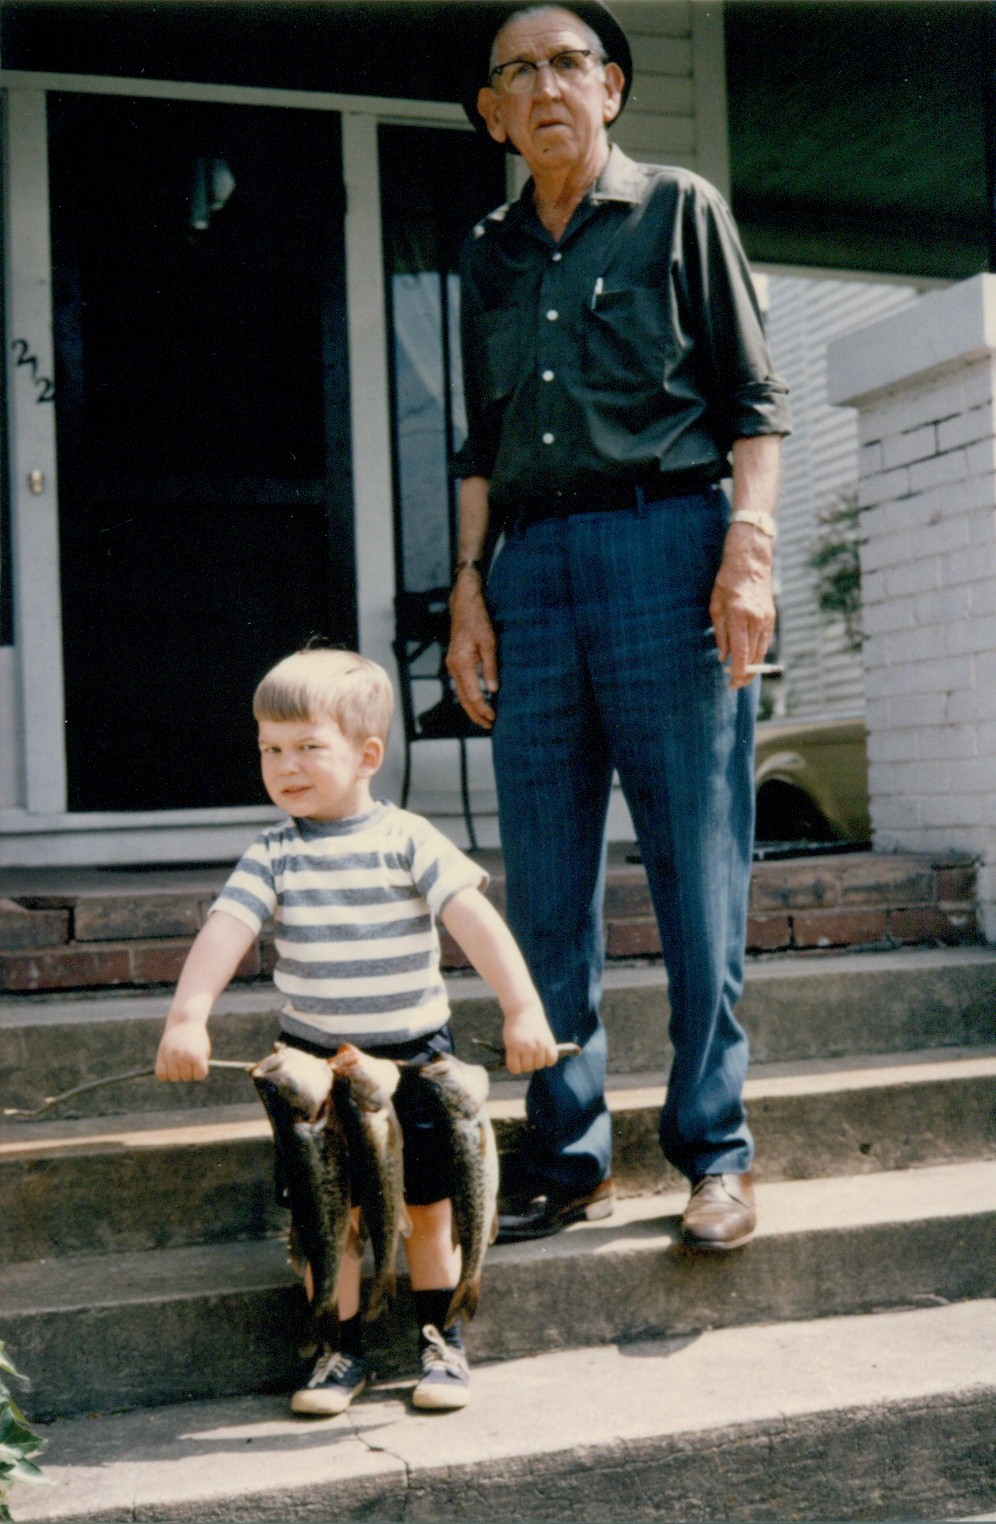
[2,88,67,813]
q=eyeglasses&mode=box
[488,49,605,94]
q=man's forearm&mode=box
[447,475,499,723]
[454,475,492,571]
[730,434,782,521]
[709,434,782,688]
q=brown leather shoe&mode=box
[681,1171,756,1250]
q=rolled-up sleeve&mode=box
[685,183,792,445]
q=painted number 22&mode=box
[12,339,55,403]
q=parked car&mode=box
[754,713,870,847]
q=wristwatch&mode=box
[729,510,777,539]
[453,558,486,580]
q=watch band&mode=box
[453,558,486,580]
[729,510,777,539]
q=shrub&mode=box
[809,490,862,652]
[0,1345,48,1522]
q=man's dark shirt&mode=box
[456,145,791,524]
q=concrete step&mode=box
[3,945,995,1118]
[8,1300,996,1523]
[3,1161,995,1421]
[2,1047,994,1263]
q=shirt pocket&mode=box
[468,307,526,405]
[583,286,675,398]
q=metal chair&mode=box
[392,587,491,851]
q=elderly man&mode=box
[448,3,790,1248]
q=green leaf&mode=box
[0,1414,33,1449]
[7,1457,49,1486]
[0,1349,24,1384]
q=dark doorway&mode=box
[49,93,356,811]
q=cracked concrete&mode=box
[10,1300,996,1523]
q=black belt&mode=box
[514,469,718,522]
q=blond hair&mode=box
[253,648,394,744]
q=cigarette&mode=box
[746,663,783,676]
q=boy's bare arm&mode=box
[440,887,558,1076]
[155,911,257,1081]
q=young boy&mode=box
[155,647,559,1416]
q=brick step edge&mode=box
[607,902,981,957]
[1,850,981,989]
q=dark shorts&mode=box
[274,1026,456,1208]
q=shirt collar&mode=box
[500,142,645,240]
[589,144,646,205]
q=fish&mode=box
[418,1052,499,1327]
[333,1044,411,1323]
[251,1043,353,1351]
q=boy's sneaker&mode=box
[411,1325,471,1411]
[291,1350,368,1416]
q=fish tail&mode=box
[347,1221,366,1262]
[312,1302,341,1351]
[364,1268,397,1323]
[445,1274,480,1328]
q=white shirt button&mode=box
[542,432,555,444]
[542,369,555,382]
[546,309,559,321]
[552,252,563,262]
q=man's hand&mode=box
[712,434,781,689]
[156,1018,211,1082]
[709,523,775,689]
[447,571,499,728]
[501,1001,560,1077]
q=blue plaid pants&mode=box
[488,487,756,1189]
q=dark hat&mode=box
[459,1,633,139]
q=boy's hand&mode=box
[156,1020,211,1082]
[502,1003,560,1076]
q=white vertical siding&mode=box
[766,275,917,718]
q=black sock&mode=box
[339,1313,364,1360]
[413,1289,463,1350]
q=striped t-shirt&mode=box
[211,802,488,1048]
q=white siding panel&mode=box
[628,73,694,117]
[615,3,692,40]
[629,35,693,76]
[612,1,699,170]
[617,112,696,159]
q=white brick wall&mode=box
[764,275,916,720]
[827,275,996,942]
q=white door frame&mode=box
[0,69,469,863]
[3,87,66,814]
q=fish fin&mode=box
[399,1203,413,1239]
[286,1223,308,1277]
[488,1207,499,1247]
[445,1275,480,1328]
